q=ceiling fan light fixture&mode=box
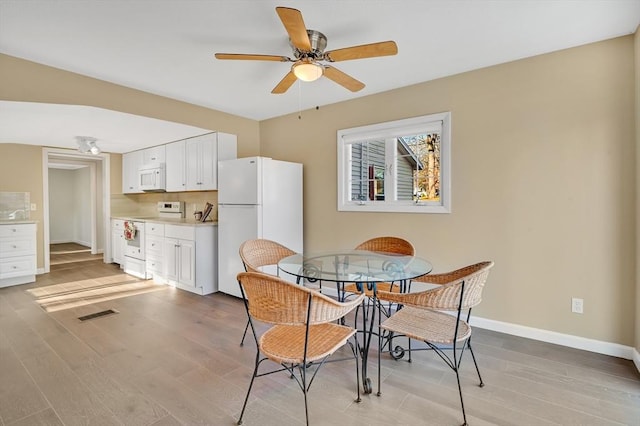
[292,61,323,82]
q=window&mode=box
[337,112,451,213]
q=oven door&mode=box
[124,221,145,260]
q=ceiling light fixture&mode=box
[292,60,323,82]
[76,136,101,155]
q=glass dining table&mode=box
[278,250,433,394]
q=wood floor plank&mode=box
[1,259,638,426]
[73,360,169,426]
[6,408,64,426]
[19,350,120,426]
[135,368,230,425]
[0,332,50,425]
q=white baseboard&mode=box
[471,316,635,361]
[49,239,72,244]
[37,267,45,275]
[318,285,639,371]
[633,348,640,372]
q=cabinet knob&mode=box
[12,245,17,248]
[12,229,16,232]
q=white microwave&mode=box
[138,163,166,192]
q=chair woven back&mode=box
[237,272,365,325]
[239,239,297,272]
[379,261,494,311]
[355,236,415,256]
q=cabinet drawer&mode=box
[112,219,124,230]
[165,224,194,241]
[0,223,36,238]
[0,238,35,257]
[146,236,164,257]
[125,246,144,259]
[146,222,164,236]
[0,256,36,278]
[146,257,163,274]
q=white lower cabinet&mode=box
[111,219,125,266]
[0,222,37,287]
[164,237,195,288]
[151,224,216,295]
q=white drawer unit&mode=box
[0,237,35,257]
[146,236,164,258]
[146,222,165,237]
[0,222,37,287]
[145,223,165,281]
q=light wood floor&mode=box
[1,259,639,426]
[50,243,102,266]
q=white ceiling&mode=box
[0,101,212,153]
[0,0,638,153]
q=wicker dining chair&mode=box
[236,271,365,426]
[342,236,415,298]
[376,261,494,426]
[238,239,297,346]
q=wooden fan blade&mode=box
[276,7,311,51]
[271,71,298,94]
[323,66,365,92]
[215,53,290,62]
[325,41,398,62]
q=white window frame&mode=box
[337,112,451,213]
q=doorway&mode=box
[42,148,111,274]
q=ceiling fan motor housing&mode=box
[291,30,327,60]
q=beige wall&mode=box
[0,53,261,270]
[0,54,261,158]
[0,36,637,348]
[0,144,45,268]
[635,27,640,355]
[261,36,637,346]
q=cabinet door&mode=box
[185,134,218,191]
[112,231,124,264]
[199,136,217,190]
[165,140,186,192]
[163,238,179,282]
[185,139,201,190]
[178,240,195,287]
[122,151,144,193]
[143,145,166,163]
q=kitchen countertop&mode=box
[111,216,217,226]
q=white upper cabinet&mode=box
[165,139,186,192]
[122,150,144,193]
[122,132,236,194]
[184,132,237,191]
[142,145,166,164]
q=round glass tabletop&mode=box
[278,250,432,284]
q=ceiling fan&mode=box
[214,6,398,94]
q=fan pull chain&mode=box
[298,80,302,120]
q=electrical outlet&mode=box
[30,203,36,211]
[571,297,584,314]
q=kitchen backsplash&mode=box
[0,191,31,220]
[111,191,219,221]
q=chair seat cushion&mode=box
[343,282,401,297]
[260,323,357,364]
[380,306,471,344]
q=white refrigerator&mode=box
[217,156,303,297]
